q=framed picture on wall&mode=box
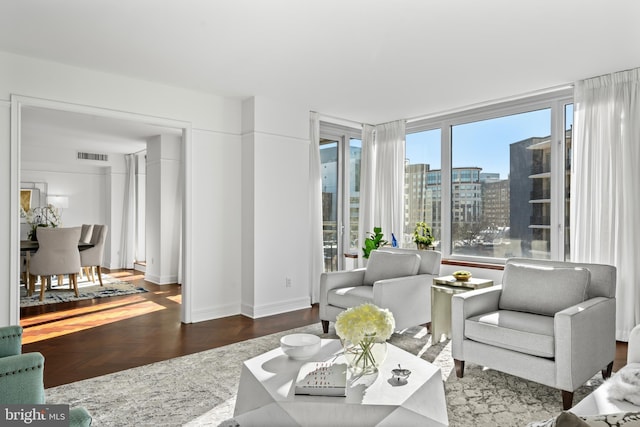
[20,189,32,214]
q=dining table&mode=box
[20,240,94,296]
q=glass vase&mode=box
[342,334,388,375]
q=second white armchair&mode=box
[320,248,441,333]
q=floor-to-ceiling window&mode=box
[320,122,361,271]
[403,129,441,249]
[405,90,573,262]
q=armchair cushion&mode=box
[327,286,373,309]
[378,247,441,275]
[499,263,590,316]
[466,310,555,357]
[362,250,420,286]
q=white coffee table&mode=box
[233,338,448,426]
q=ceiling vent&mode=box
[77,152,109,162]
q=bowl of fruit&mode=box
[452,270,472,282]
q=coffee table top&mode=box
[234,338,448,426]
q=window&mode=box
[406,90,573,262]
[320,123,362,271]
[403,129,441,248]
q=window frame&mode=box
[406,89,573,264]
[319,121,362,270]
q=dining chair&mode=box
[81,224,108,286]
[80,224,94,243]
[29,227,82,301]
[79,224,94,281]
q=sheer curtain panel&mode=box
[373,120,406,248]
[358,124,376,267]
[308,113,323,303]
[572,68,640,341]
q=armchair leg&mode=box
[561,390,574,410]
[321,320,329,334]
[454,359,465,378]
[602,361,614,379]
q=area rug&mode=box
[20,274,148,307]
[44,323,602,427]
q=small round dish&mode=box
[391,367,412,383]
[452,270,472,282]
[280,333,321,360]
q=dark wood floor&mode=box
[21,269,320,388]
[20,269,628,389]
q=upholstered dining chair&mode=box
[80,223,94,243]
[81,224,108,286]
[78,224,94,281]
[29,227,82,301]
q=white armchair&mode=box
[452,258,616,410]
[320,248,441,333]
[570,323,640,416]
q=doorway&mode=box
[10,95,192,324]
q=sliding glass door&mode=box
[320,123,361,272]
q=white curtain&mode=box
[373,120,406,248]
[572,67,640,341]
[309,112,323,303]
[120,154,136,269]
[358,124,376,267]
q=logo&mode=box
[0,405,69,426]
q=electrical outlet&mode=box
[285,277,292,288]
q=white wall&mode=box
[241,97,311,318]
[0,99,12,325]
[189,128,242,321]
[145,134,181,284]
[0,51,245,325]
[21,142,127,268]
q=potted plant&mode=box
[362,227,388,259]
[413,221,434,250]
[25,205,62,240]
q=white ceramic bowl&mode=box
[280,333,321,360]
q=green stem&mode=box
[351,336,378,371]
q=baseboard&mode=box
[190,303,240,323]
[241,296,311,319]
[144,273,178,285]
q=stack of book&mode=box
[294,361,348,397]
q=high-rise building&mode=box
[509,136,551,258]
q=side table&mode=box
[431,275,493,342]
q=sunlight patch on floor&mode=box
[166,294,182,304]
[21,300,166,344]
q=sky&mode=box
[405,106,573,179]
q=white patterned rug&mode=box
[20,274,148,307]
[45,323,602,427]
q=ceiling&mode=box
[2,0,640,127]
[20,106,181,154]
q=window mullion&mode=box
[441,123,453,258]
